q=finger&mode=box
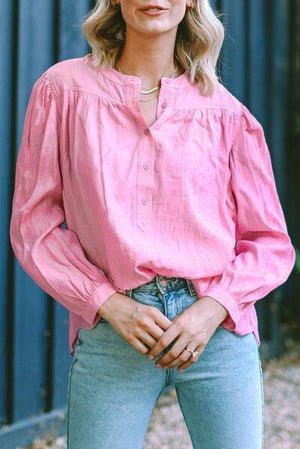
[136,313,168,345]
[177,344,205,372]
[146,321,168,341]
[157,346,194,368]
[135,327,158,349]
[162,342,204,370]
[150,308,173,331]
[177,356,198,372]
[155,336,191,367]
[126,335,152,355]
[148,323,181,360]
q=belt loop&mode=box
[155,275,165,295]
[186,279,196,296]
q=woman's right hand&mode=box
[97,292,172,355]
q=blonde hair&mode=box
[81,0,225,96]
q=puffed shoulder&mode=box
[214,82,243,114]
[42,57,93,97]
[31,70,56,109]
[239,102,263,130]
[29,57,83,106]
[232,101,266,148]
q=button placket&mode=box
[136,132,155,232]
[133,88,172,231]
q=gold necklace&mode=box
[139,94,159,103]
[115,62,179,97]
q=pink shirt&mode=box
[10,54,296,356]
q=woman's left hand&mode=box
[147,296,229,372]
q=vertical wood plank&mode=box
[0,0,16,429]
[268,0,290,201]
[248,0,267,124]
[220,0,247,101]
[12,0,56,422]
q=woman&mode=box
[10,1,295,448]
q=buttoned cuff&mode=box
[193,284,241,331]
[82,282,118,326]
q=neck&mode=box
[115,26,181,87]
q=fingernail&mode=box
[148,355,154,361]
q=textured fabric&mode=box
[67,279,264,449]
[9,54,296,356]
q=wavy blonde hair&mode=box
[81,0,225,96]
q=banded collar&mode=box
[84,54,192,89]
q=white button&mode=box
[143,163,149,170]
[142,198,148,205]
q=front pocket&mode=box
[72,333,83,359]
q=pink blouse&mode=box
[9,54,296,356]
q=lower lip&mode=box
[139,9,167,16]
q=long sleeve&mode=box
[9,71,118,326]
[193,102,296,331]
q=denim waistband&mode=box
[128,275,197,297]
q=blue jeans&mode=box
[67,275,264,449]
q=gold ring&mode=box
[186,348,199,358]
